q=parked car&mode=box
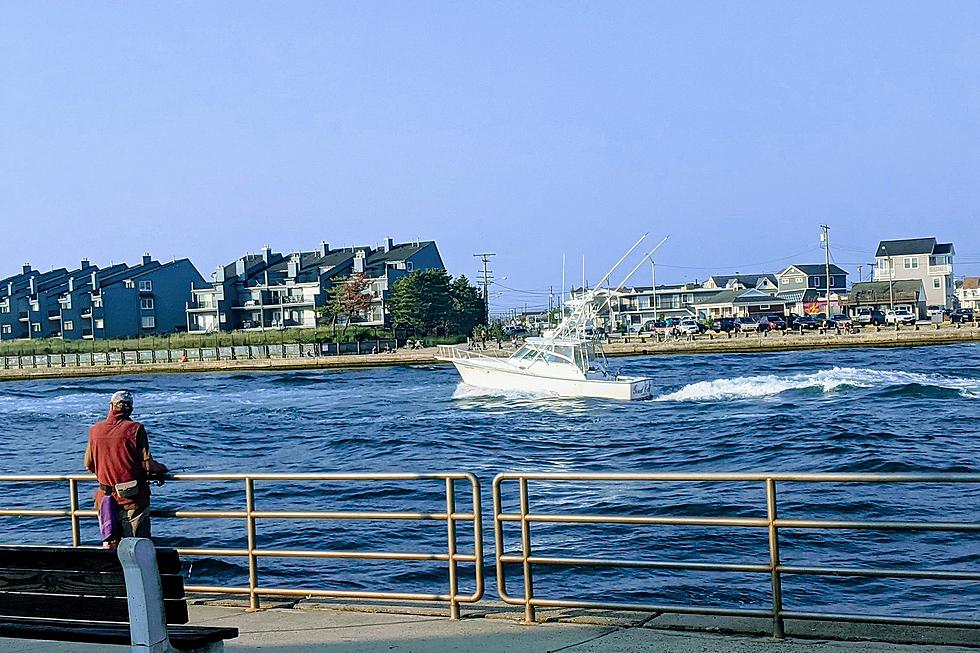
[884,309,917,325]
[642,319,667,331]
[241,320,257,329]
[756,315,787,332]
[828,314,852,328]
[951,308,975,324]
[793,315,820,330]
[713,317,737,333]
[733,316,757,333]
[677,319,703,335]
[855,308,886,326]
[926,305,945,319]
[664,317,683,327]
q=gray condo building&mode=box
[185,238,444,333]
[0,256,205,341]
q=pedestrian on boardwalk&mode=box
[84,390,168,549]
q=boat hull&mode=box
[449,359,652,401]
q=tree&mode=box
[330,273,373,337]
[390,269,453,335]
[448,275,486,335]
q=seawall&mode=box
[0,325,977,382]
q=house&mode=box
[775,264,849,315]
[187,238,444,333]
[844,280,927,317]
[0,256,205,341]
[873,237,955,310]
[956,278,980,311]
[702,274,778,293]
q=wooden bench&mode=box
[0,538,238,652]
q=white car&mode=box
[677,319,701,335]
[884,309,917,325]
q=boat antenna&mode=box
[591,233,648,291]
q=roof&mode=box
[875,238,954,257]
[706,274,777,289]
[962,277,980,290]
[780,264,849,277]
[847,280,925,304]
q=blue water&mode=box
[1,343,978,618]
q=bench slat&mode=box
[0,617,238,648]
[0,569,184,598]
[0,546,181,574]
[0,591,189,624]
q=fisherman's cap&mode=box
[110,390,134,405]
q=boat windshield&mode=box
[513,342,590,369]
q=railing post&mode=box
[245,477,260,610]
[68,479,80,547]
[445,477,460,620]
[766,478,784,638]
[519,476,536,624]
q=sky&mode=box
[2,2,979,314]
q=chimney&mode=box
[383,237,393,253]
[22,263,31,275]
[353,250,365,274]
[287,253,300,278]
[320,241,330,257]
[142,253,152,266]
[29,278,36,295]
[68,277,74,292]
[235,259,246,277]
[261,245,271,263]
[91,271,99,290]
[213,265,225,283]
[80,259,90,270]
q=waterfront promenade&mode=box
[0,323,978,382]
[4,601,978,652]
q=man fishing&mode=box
[84,390,168,547]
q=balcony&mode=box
[48,310,61,320]
[81,309,92,318]
[187,302,219,311]
[928,264,952,275]
[18,312,28,321]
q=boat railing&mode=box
[492,471,980,634]
[0,472,483,619]
[435,344,509,361]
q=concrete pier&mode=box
[3,601,977,652]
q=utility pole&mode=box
[474,253,495,324]
[651,260,658,322]
[820,225,832,320]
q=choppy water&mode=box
[0,343,978,618]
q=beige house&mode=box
[956,278,980,310]
[873,237,954,310]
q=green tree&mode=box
[448,275,486,335]
[390,269,453,335]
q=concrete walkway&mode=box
[2,602,977,652]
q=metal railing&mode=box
[493,472,980,635]
[0,473,483,618]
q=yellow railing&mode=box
[493,472,980,635]
[0,472,483,619]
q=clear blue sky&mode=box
[2,2,978,313]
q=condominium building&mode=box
[186,238,444,332]
[0,256,205,340]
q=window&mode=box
[140,298,154,309]
[64,321,74,331]
[30,301,39,312]
[141,316,155,329]
[1,325,9,334]
[94,319,104,329]
[933,277,941,289]
[0,305,8,313]
[219,313,227,324]
[759,304,770,310]
[139,280,153,291]
[32,322,41,332]
[904,257,918,269]
[124,280,134,288]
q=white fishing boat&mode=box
[436,236,664,401]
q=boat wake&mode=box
[451,383,557,401]
[655,367,980,402]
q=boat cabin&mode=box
[510,337,607,379]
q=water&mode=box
[0,343,978,618]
